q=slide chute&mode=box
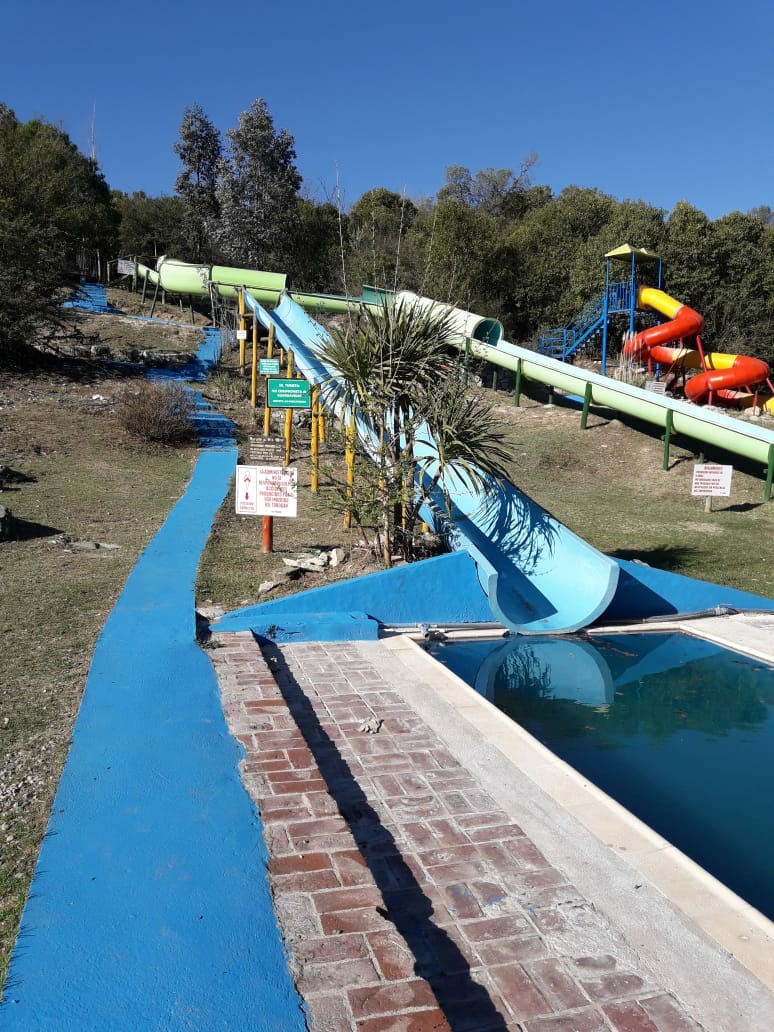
[624,287,772,410]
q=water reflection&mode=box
[430,632,774,919]
[438,632,774,742]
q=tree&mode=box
[663,201,716,312]
[293,199,348,293]
[113,191,186,259]
[0,104,117,359]
[410,199,497,313]
[347,188,418,292]
[212,99,302,272]
[710,211,772,356]
[437,158,537,217]
[174,104,221,261]
[318,299,512,563]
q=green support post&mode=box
[513,359,522,407]
[662,409,673,470]
[149,279,160,318]
[463,338,470,387]
[765,443,774,502]
[580,382,593,429]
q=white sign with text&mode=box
[235,465,297,517]
[691,463,733,497]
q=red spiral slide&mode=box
[624,287,771,408]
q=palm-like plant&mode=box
[318,297,513,563]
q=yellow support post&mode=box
[344,417,355,529]
[287,349,295,379]
[238,290,247,376]
[284,407,293,466]
[264,324,275,436]
[311,386,319,493]
[318,392,326,444]
[250,313,258,408]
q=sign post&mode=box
[266,378,311,409]
[235,464,298,553]
[691,463,733,512]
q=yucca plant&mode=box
[318,297,512,563]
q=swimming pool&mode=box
[428,630,774,921]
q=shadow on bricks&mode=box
[263,643,509,1030]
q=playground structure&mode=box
[534,244,774,414]
[126,250,774,635]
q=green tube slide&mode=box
[396,291,504,345]
[135,257,287,304]
[464,337,774,467]
[288,291,380,315]
[136,257,385,314]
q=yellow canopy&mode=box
[605,243,662,262]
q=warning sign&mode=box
[248,435,285,464]
[691,463,733,497]
[235,465,297,517]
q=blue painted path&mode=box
[2,295,304,1030]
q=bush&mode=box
[118,381,197,443]
[207,369,252,402]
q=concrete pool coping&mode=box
[381,623,774,1006]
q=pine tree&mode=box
[0,104,117,359]
[213,99,302,272]
[174,104,221,262]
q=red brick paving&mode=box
[209,633,703,1031]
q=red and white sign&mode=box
[235,465,297,517]
[691,463,733,497]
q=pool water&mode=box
[429,631,774,920]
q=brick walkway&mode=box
[209,632,703,1032]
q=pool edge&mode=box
[382,632,774,995]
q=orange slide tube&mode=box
[625,287,704,358]
[624,286,771,408]
[684,354,770,404]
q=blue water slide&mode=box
[245,292,619,634]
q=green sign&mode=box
[259,357,281,375]
[267,378,311,409]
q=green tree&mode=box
[438,159,537,218]
[213,99,302,272]
[293,199,348,293]
[318,298,512,563]
[412,199,497,312]
[347,188,418,293]
[174,104,221,261]
[663,201,716,314]
[710,211,772,357]
[113,191,186,259]
[0,104,117,359]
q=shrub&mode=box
[207,369,252,402]
[118,381,197,443]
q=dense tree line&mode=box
[0,104,117,356]
[2,97,772,365]
[166,99,773,364]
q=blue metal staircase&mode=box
[537,281,632,361]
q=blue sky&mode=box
[3,0,770,220]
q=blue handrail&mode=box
[537,282,632,361]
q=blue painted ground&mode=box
[2,288,304,1031]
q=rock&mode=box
[328,547,346,568]
[197,603,227,621]
[282,552,328,572]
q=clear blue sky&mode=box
[3,0,771,220]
